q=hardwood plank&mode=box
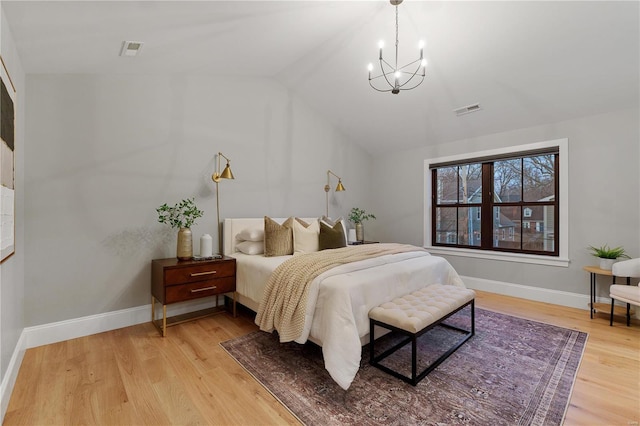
[5,291,640,425]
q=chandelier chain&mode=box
[395,5,399,70]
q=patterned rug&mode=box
[220,308,587,425]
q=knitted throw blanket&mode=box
[256,243,425,342]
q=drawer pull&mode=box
[191,286,217,293]
[190,271,217,277]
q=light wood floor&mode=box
[4,290,640,425]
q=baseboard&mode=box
[461,275,591,310]
[1,332,26,422]
[23,296,224,349]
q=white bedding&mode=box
[224,218,465,389]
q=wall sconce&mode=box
[324,169,345,217]
[212,152,235,253]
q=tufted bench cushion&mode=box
[369,284,475,385]
[369,284,476,333]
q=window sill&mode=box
[424,246,570,268]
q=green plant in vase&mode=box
[587,244,629,271]
[157,198,204,260]
[348,207,376,242]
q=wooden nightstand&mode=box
[151,256,236,337]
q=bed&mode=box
[223,217,466,390]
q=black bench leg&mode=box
[369,319,375,363]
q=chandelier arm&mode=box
[397,65,425,89]
[379,60,397,90]
[369,73,395,81]
[398,58,423,70]
[398,77,425,91]
[380,57,395,70]
[369,80,394,92]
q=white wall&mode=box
[0,3,25,414]
[370,108,640,298]
[24,73,371,327]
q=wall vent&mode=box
[454,103,482,116]
[120,41,144,57]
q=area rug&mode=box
[220,308,587,425]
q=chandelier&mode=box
[368,0,427,94]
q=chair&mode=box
[610,258,640,326]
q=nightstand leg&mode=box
[233,292,237,318]
[151,296,155,322]
[162,304,167,337]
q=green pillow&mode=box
[319,220,347,250]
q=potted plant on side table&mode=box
[157,198,204,260]
[348,207,376,243]
[588,244,630,271]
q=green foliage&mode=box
[348,207,376,224]
[156,198,204,229]
[587,244,630,259]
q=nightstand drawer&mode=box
[165,277,236,303]
[165,261,235,285]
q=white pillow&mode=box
[293,218,320,255]
[320,216,348,246]
[236,240,264,255]
[236,227,264,242]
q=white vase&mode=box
[599,258,616,271]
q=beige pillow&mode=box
[293,218,320,255]
[264,216,294,257]
[319,220,347,250]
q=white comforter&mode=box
[245,249,465,390]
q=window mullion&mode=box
[480,163,493,249]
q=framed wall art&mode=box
[0,56,16,262]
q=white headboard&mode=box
[223,217,319,256]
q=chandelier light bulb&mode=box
[368,63,374,72]
[394,71,401,78]
[421,59,427,67]
[378,40,385,49]
[419,40,425,49]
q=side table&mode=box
[583,265,631,319]
[151,256,236,337]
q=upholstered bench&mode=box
[368,284,476,385]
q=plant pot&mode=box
[599,258,616,271]
[177,227,193,260]
[355,223,364,242]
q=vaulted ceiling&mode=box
[3,1,639,155]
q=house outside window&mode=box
[429,144,560,257]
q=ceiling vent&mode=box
[120,41,144,57]
[454,103,482,116]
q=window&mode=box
[429,145,560,257]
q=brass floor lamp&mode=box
[324,170,345,218]
[212,152,235,254]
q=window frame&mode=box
[424,139,569,267]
